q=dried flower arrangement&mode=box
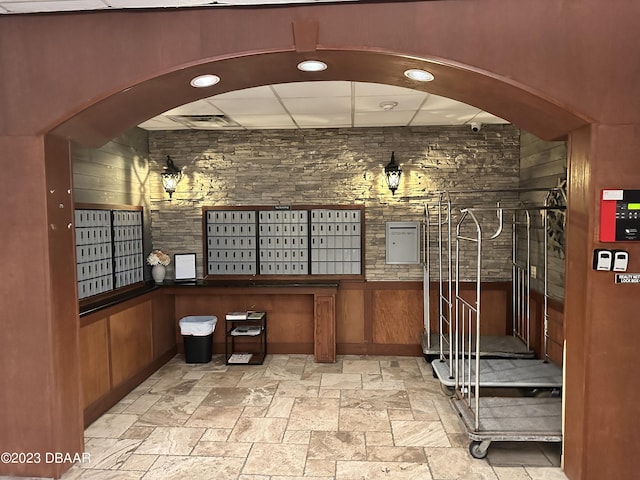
[147,249,171,266]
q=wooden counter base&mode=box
[166,282,338,363]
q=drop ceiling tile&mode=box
[163,99,224,116]
[210,97,286,115]
[421,94,475,110]
[272,81,351,98]
[229,114,296,128]
[355,94,426,113]
[411,110,478,125]
[211,85,275,100]
[292,112,351,128]
[138,117,189,130]
[355,82,423,97]
[282,97,351,114]
[354,111,413,127]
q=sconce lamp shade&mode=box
[161,156,182,198]
[384,151,402,195]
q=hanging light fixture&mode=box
[160,156,182,199]
[384,151,402,195]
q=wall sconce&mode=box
[384,151,402,195]
[160,156,182,199]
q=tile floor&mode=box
[4,354,569,480]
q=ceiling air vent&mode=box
[168,114,242,129]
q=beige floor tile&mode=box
[525,467,570,479]
[135,427,205,455]
[118,453,157,471]
[266,395,295,417]
[366,445,427,463]
[426,447,499,479]
[308,431,366,461]
[201,386,276,407]
[274,380,320,398]
[335,460,433,479]
[492,466,532,480]
[342,359,381,374]
[82,438,141,470]
[74,469,145,479]
[338,407,391,432]
[122,395,162,415]
[190,440,252,457]
[200,428,232,442]
[185,405,243,428]
[392,420,450,447]
[143,455,244,480]
[487,442,556,467]
[340,388,410,410]
[228,416,288,443]
[119,425,155,441]
[73,354,570,480]
[242,443,308,476]
[365,431,394,446]
[288,397,340,430]
[320,373,362,389]
[85,414,138,438]
[283,429,311,444]
[305,459,336,477]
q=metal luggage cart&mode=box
[423,188,554,365]
[447,205,564,459]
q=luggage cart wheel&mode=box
[469,440,491,459]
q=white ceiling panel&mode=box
[354,111,414,127]
[273,81,352,98]
[293,113,352,128]
[211,98,286,115]
[355,94,426,113]
[229,114,297,129]
[142,81,508,131]
[283,96,352,115]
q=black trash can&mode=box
[179,315,217,363]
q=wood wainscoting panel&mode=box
[174,292,314,355]
[79,318,111,408]
[314,294,336,362]
[371,284,423,346]
[109,300,153,386]
[336,285,365,345]
[152,294,176,359]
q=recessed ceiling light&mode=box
[404,69,435,82]
[297,60,328,72]
[190,74,220,88]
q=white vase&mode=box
[152,264,166,284]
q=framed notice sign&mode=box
[174,253,197,281]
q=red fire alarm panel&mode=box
[600,189,640,242]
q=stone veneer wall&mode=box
[148,125,520,281]
[519,131,567,300]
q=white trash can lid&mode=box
[179,315,217,336]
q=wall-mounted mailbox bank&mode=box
[600,189,640,241]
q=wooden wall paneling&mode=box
[174,292,315,355]
[79,318,111,409]
[314,294,336,362]
[152,293,176,359]
[335,283,365,346]
[371,284,423,346]
[109,300,153,386]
